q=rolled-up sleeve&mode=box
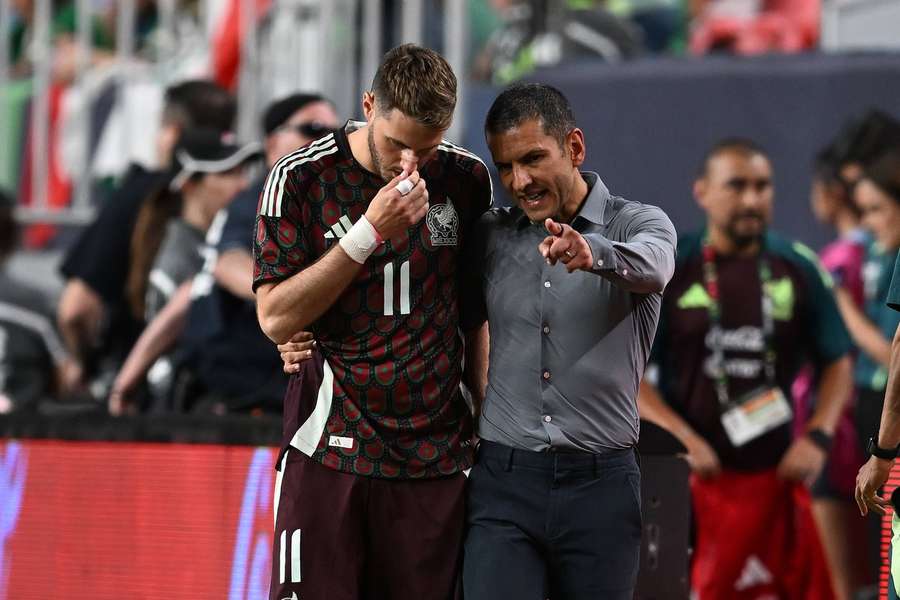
[583,205,677,294]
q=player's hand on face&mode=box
[364,169,429,243]
[278,331,316,374]
[855,456,894,516]
[538,219,594,273]
[776,435,826,486]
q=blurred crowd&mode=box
[5,0,828,83]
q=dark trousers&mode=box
[463,440,642,600]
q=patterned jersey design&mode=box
[254,125,492,478]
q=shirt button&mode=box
[542,324,550,334]
[542,370,551,380]
[622,268,629,276]
[597,258,604,266]
[544,281,551,288]
[543,415,552,423]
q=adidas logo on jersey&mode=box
[323,215,355,239]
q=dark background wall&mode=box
[463,53,900,250]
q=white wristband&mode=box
[339,215,381,264]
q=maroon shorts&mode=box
[270,447,467,600]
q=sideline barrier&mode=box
[0,415,688,599]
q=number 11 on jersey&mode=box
[383,260,410,316]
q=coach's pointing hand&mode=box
[365,169,429,242]
[539,219,594,273]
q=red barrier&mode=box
[0,440,278,600]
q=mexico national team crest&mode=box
[426,198,459,246]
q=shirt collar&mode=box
[514,171,610,229]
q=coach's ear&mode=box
[363,92,376,123]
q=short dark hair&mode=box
[162,80,236,132]
[371,44,456,130]
[813,145,859,216]
[863,150,900,204]
[831,110,900,168]
[484,83,576,146]
[697,137,769,177]
[0,189,17,264]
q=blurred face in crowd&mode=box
[266,101,340,167]
[184,166,249,221]
[695,150,773,251]
[487,118,586,224]
[363,92,444,182]
[855,179,900,250]
[810,178,841,225]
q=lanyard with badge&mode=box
[702,240,792,447]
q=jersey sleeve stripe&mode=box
[262,136,336,217]
[272,144,340,218]
[265,142,340,218]
[261,135,337,217]
[261,135,335,215]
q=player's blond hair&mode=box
[371,44,456,130]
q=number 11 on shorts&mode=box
[279,529,301,583]
[383,260,410,316]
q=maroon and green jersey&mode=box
[253,122,492,479]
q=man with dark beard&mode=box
[638,138,854,599]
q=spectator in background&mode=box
[57,79,235,403]
[0,189,72,412]
[688,0,818,54]
[830,110,900,187]
[795,147,872,600]
[109,129,259,413]
[842,151,900,490]
[178,93,340,415]
[842,152,900,597]
[639,138,853,599]
[474,0,643,84]
[109,93,338,416]
[8,0,114,79]
[126,130,259,323]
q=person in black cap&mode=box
[108,128,259,413]
[0,189,73,411]
[57,80,236,401]
[109,94,338,415]
[200,93,339,309]
[171,93,339,415]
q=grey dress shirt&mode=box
[463,172,677,453]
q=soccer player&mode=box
[253,45,492,600]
